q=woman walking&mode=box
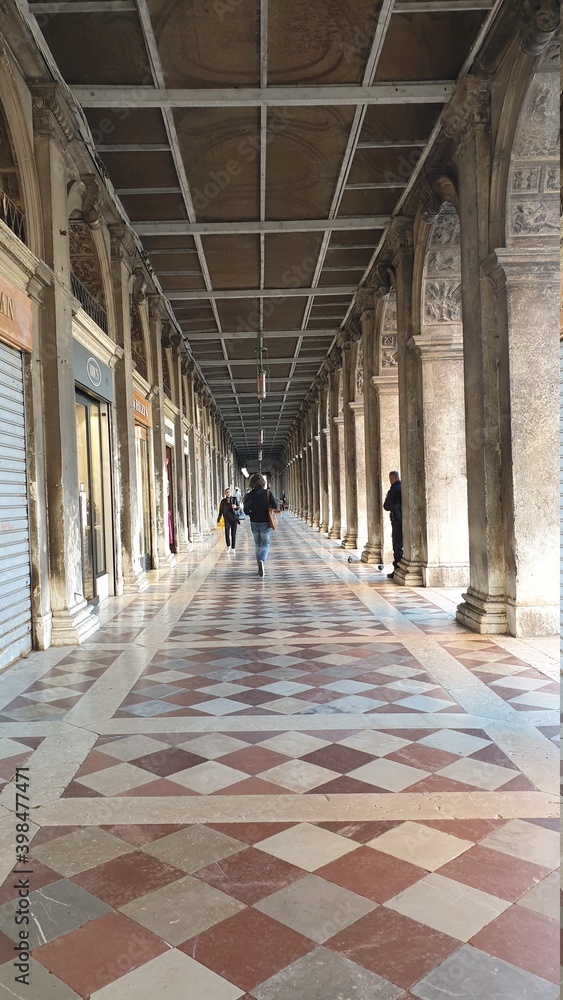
[217,487,240,553]
[243,473,278,577]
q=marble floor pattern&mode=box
[0,515,558,999]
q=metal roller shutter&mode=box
[0,340,31,669]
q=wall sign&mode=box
[133,390,152,428]
[73,339,114,402]
[0,275,33,353]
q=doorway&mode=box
[75,391,113,602]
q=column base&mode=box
[312,517,320,529]
[393,560,424,587]
[328,526,341,540]
[320,522,329,533]
[506,599,558,637]
[456,587,507,634]
[122,570,150,595]
[50,599,99,646]
[32,612,53,651]
[361,542,383,565]
[341,533,357,550]
[306,516,314,527]
[422,563,469,588]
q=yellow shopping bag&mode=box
[216,515,224,529]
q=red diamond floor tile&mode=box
[194,846,305,903]
[327,907,460,990]
[70,850,186,907]
[178,907,316,992]
[317,846,426,903]
[33,910,167,996]
[470,906,560,983]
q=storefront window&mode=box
[75,392,108,601]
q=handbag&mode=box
[267,490,278,530]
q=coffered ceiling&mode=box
[29,0,497,467]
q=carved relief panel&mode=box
[508,50,559,240]
[380,291,398,370]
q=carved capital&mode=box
[374,260,395,298]
[109,224,136,265]
[132,265,147,304]
[327,345,342,370]
[419,169,459,222]
[82,175,103,230]
[385,217,414,264]
[161,321,173,350]
[31,84,75,146]
[519,0,560,56]
[148,294,162,321]
[442,76,491,144]
[355,286,375,316]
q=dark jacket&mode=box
[217,497,239,524]
[243,487,278,524]
[383,480,402,523]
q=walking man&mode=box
[217,487,240,554]
[383,471,402,580]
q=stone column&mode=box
[311,407,321,529]
[350,400,367,549]
[334,415,346,538]
[148,301,172,564]
[32,86,98,643]
[391,224,425,586]
[447,80,507,632]
[327,363,342,538]
[493,250,559,634]
[174,357,189,552]
[412,331,469,587]
[110,229,148,593]
[319,385,330,533]
[372,375,400,567]
[358,293,383,564]
[341,338,358,549]
[306,438,314,527]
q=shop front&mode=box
[73,340,115,605]
[133,389,153,572]
[0,274,33,669]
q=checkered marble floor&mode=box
[0,515,558,999]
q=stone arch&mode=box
[131,302,150,384]
[67,179,117,338]
[0,62,43,257]
[504,45,559,248]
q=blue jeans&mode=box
[250,521,271,564]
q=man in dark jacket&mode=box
[383,471,402,580]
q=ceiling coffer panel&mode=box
[41,13,151,85]
[84,108,169,146]
[268,0,383,85]
[98,151,179,191]
[376,11,488,82]
[202,235,260,290]
[148,0,260,88]
[174,108,261,222]
[266,107,356,221]
[216,298,261,332]
[263,299,307,332]
[265,233,324,288]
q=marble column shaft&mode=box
[33,118,98,643]
[341,342,358,549]
[328,368,342,539]
[361,302,384,564]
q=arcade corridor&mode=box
[0,516,558,999]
